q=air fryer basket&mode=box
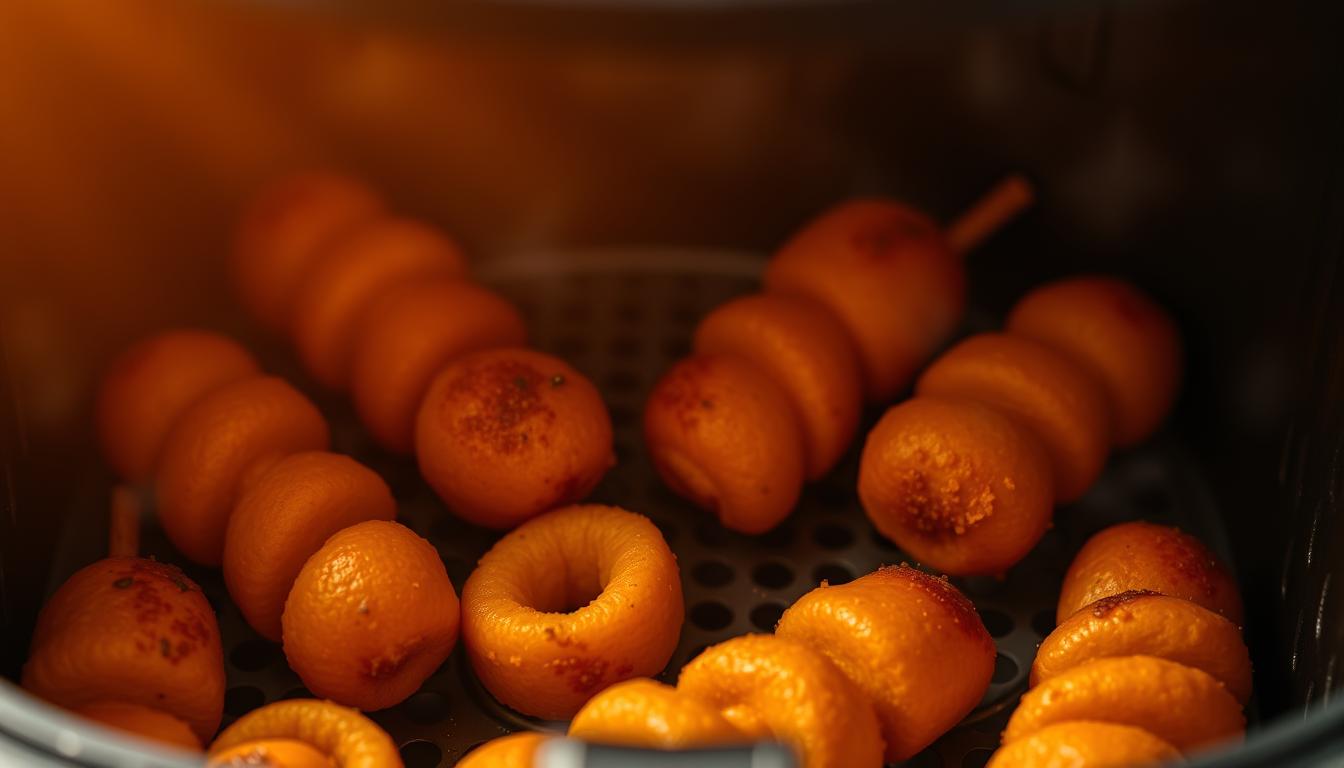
[0,249,1305,767]
[3,0,1344,765]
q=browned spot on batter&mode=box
[615,663,634,677]
[890,565,994,648]
[117,561,213,664]
[546,656,609,694]
[543,627,587,650]
[1155,527,1226,600]
[1107,282,1154,326]
[547,474,583,509]
[131,579,170,626]
[172,616,210,641]
[1089,589,1161,618]
[851,216,936,261]
[448,360,555,454]
[650,357,721,433]
[895,458,995,537]
[362,653,409,680]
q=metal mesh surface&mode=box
[50,250,1236,768]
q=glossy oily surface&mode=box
[416,347,614,529]
[455,732,550,768]
[22,558,224,741]
[1057,521,1243,625]
[916,332,1111,503]
[764,199,964,402]
[351,277,528,454]
[1007,276,1181,447]
[568,678,747,749]
[1004,655,1245,753]
[291,216,468,390]
[987,721,1182,767]
[208,738,335,767]
[31,256,1237,765]
[692,292,862,479]
[154,376,330,566]
[224,451,397,641]
[72,701,202,752]
[776,564,995,761]
[644,353,806,534]
[281,521,460,711]
[1034,590,1252,704]
[208,699,401,768]
[858,396,1054,575]
[677,634,885,768]
[461,505,683,719]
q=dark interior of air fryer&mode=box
[2,0,1343,766]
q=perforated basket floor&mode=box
[48,250,1238,768]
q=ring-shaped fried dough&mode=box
[1003,656,1245,753]
[676,635,885,768]
[1033,590,1252,704]
[988,721,1182,768]
[461,505,683,719]
[569,679,747,750]
[208,699,401,768]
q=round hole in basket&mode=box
[690,601,734,631]
[993,653,1019,685]
[812,562,854,586]
[400,739,442,768]
[758,523,795,548]
[402,692,450,725]
[750,602,786,632]
[87,256,1236,767]
[692,560,735,588]
[751,562,794,590]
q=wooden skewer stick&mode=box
[946,175,1035,255]
[108,484,141,558]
